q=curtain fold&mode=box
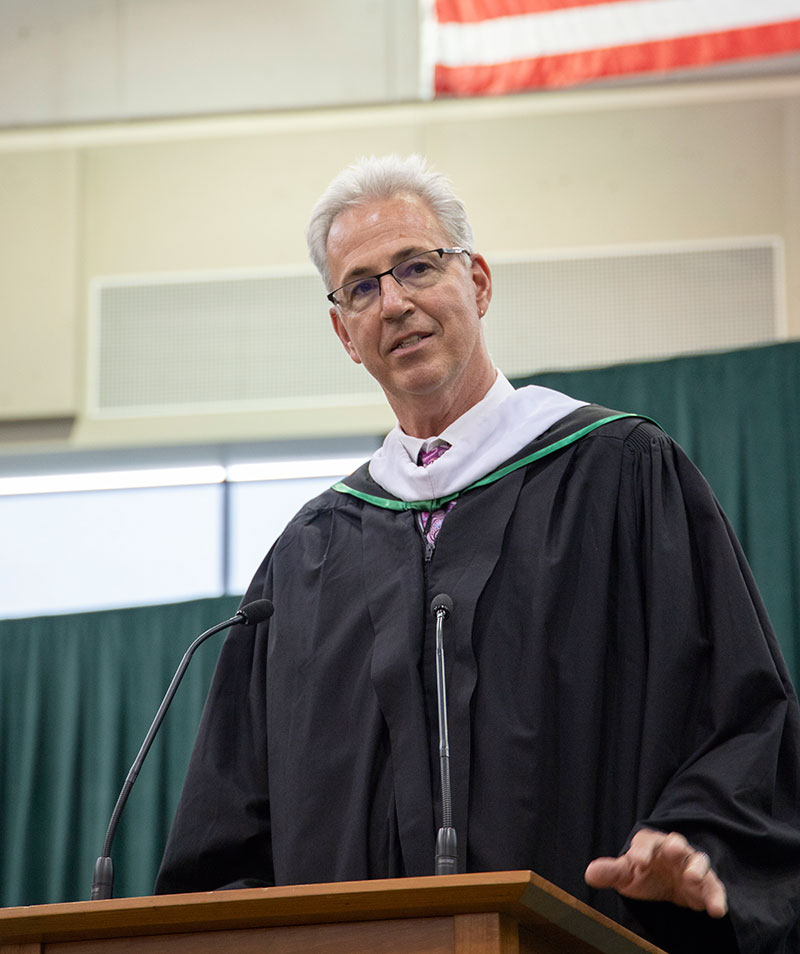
[0,342,797,907]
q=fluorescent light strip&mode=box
[0,457,369,496]
[0,466,227,496]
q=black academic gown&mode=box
[156,406,800,954]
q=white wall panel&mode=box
[122,0,420,116]
[0,0,119,125]
[0,0,421,126]
[0,484,224,617]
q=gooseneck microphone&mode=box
[90,598,274,901]
[430,593,457,875]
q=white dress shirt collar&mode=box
[368,372,586,502]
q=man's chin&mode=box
[382,369,450,402]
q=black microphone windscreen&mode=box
[238,599,274,625]
[430,593,453,619]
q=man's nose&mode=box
[378,273,412,317]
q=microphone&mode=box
[90,598,273,901]
[430,593,457,875]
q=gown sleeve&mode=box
[613,422,800,953]
[154,557,274,893]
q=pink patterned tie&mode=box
[418,442,450,468]
[417,442,455,547]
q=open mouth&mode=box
[391,333,432,352]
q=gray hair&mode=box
[306,154,475,291]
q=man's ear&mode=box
[471,254,492,317]
[330,307,362,365]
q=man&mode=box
[157,155,800,953]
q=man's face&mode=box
[326,195,492,429]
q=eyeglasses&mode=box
[327,247,470,315]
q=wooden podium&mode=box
[0,871,665,954]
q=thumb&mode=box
[585,855,630,889]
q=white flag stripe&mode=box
[434,0,800,66]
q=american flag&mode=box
[421,0,800,97]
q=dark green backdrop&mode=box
[1,342,798,907]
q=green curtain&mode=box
[0,342,797,908]
[0,595,239,907]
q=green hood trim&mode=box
[331,412,650,512]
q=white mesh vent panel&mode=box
[485,241,780,376]
[92,270,382,415]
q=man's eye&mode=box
[397,259,433,280]
[350,280,377,299]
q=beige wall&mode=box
[1,75,798,453]
[0,149,78,420]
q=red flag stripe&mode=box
[434,19,800,94]
[432,3,800,69]
[435,0,622,23]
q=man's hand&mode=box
[584,828,728,918]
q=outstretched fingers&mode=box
[584,828,728,918]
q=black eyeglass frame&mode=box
[326,247,471,307]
